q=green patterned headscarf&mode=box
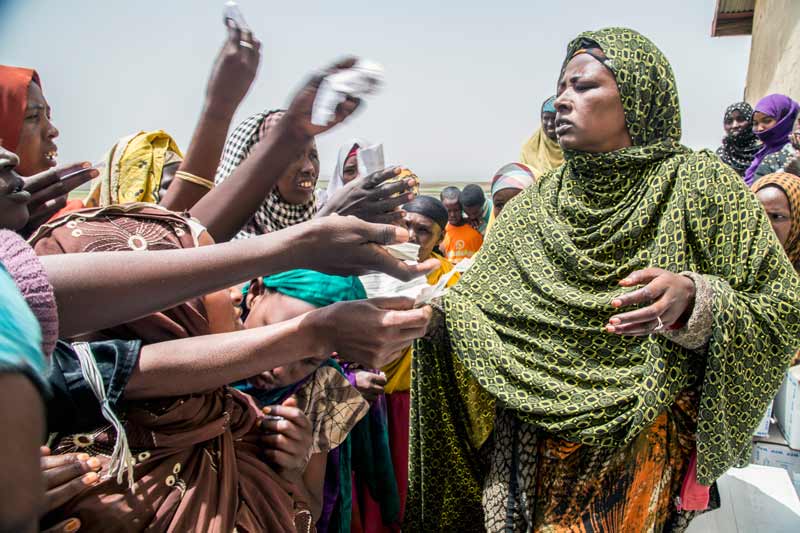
[406,27,800,530]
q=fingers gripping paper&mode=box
[360,245,472,306]
[311,60,384,127]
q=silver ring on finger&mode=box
[239,40,254,49]
[652,316,664,332]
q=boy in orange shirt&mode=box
[439,186,483,264]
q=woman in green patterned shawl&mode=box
[406,27,800,532]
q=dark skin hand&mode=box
[605,268,696,336]
[307,296,431,368]
[784,127,800,176]
[317,166,417,224]
[20,162,98,236]
[161,19,261,212]
[260,397,313,486]
[353,370,387,403]
[40,448,102,512]
[190,58,361,242]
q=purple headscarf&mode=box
[744,94,800,185]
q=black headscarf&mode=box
[403,196,448,231]
[716,102,762,176]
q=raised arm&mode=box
[40,215,440,338]
[160,21,261,212]
[189,58,361,242]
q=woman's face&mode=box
[492,188,522,216]
[276,138,319,204]
[0,148,32,230]
[541,111,557,142]
[342,153,359,184]
[753,111,777,133]
[244,285,318,330]
[403,211,444,262]
[243,283,325,391]
[15,81,59,176]
[724,110,750,136]
[554,53,631,153]
[756,186,792,249]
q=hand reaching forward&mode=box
[307,296,432,368]
[292,214,440,281]
[318,166,418,225]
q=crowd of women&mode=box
[0,16,799,533]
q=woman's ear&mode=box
[245,278,265,309]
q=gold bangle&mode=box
[175,170,214,190]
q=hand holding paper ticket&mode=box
[223,1,251,32]
[311,60,384,126]
[360,248,473,306]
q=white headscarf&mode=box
[323,138,369,204]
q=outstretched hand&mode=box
[307,296,432,368]
[294,214,439,281]
[317,166,417,224]
[281,57,361,139]
[204,19,261,117]
[605,268,695,336]
[22,162,98,234]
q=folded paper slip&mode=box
[311,60,384,126]
[385,242,420,262]
[359,257,473,306]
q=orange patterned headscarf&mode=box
[753,172,800,265]
[0,65,40,152]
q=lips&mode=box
[555,119,574,135]
[295,175,316,191]
[44,148,58,167]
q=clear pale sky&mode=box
[0,0,751,182]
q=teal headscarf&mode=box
[262,269,366,307]
[541,95,557,114]
[0,264,46,395]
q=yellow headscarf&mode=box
[520,127,564,178]
[520,97,564,177]
[85,130,183,207]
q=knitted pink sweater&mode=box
[0,230,58,356]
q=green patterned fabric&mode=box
[406,27,800,530]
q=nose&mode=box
[300,154,316,175]
[554,92,571,114]
[47,119,59,140]
[229,288,243,307]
